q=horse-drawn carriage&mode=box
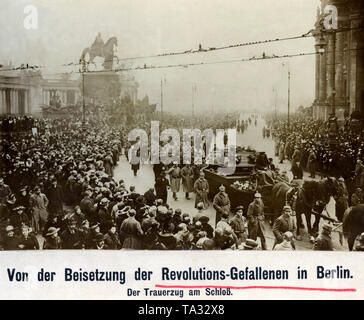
[203,148,275,214]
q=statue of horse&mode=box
[80,36,118,70]
[343,204,364,251]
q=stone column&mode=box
[335,31,344,98]
[319,44,327,101]
[327,33,335,100]
[315,44,321,101]
[349,15,359,113]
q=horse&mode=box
[270,181,298,221]
[342,204,364,251]
[271,177,339,238]
[295,177,340,237]
[80,37,118,69]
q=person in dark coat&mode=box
[119,209,144,249]
[43,227,62,249]
[144,188,157,206]
[9,206,30,230]
[46,179,63,217]
[247,193,266,250]
[313,224,334,251]
[60,219,85,249]
[91,233,109,249]
[18,225,39,250]
[2,225,21,250]
[154,172,169,204]
[104,224,121,249]
[272,205,296,249]
[80,190,95,222]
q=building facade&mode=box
[0,67,81,116]
[312,0,364,120]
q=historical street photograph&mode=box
[0,0,364,252]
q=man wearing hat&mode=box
[92,233,109,250]
[307,148,317,178]
[199,214,213,239]
[213,185,231,226]
[60,218,85,249]
[119,209,144,249]
[313,223,334,251]
[351,188,364,206]
[18,225,39,250]
[144,187,157,206]
[334,177,349,222]
[9,206,30,230]
[29,186,49,234]
[80,190,95,221]
[167,161,181,201]
[1,225,21,250]
[43,227,62,249]
[194,171,209,209]
[46,179,63,217]
[154,172,170,204]
[85,222,101,249]
[229,206,248,245]
[247,192,266,250]
[272,205,296,249]
[181,163,195,200]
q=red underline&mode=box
[155,284,356,292]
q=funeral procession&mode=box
[0,0,364,252]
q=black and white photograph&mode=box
[0,0,364,255]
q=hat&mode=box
[338,177,345,182]
[90,222,100,230]
[322,223,332,232]
[283,205,292,212]
[19,186,27,192]
[13,206,26,212]
[235,205,244,212]
[254,192,262,198]
[46,227,60,236]
[199,214,210,222]
[219,185,225,192]
[5,225,14,232]
[93,233,105,242]
[243,239,258,249]
[173,161,178,165]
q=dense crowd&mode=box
[268,114,364,184]
[1,112,363,252]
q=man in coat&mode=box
[194,171,209,209]
[213,185,231,226]
[154,172,170,204]
[351,188,364,206]
[313,223,334,251]
[247,192,266,250]
[46,179,63,217]
[229,206,248,245]
[119,209,144,249]
[61,218,85,249]
[272,205,296,249]
[307,148,317,178]
[181,164,194,200]
[29,186,49,234]
[167,161,181,201]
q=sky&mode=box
[0,0,321,114]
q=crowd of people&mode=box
[1,111,363,251]
[269,114,364,187]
